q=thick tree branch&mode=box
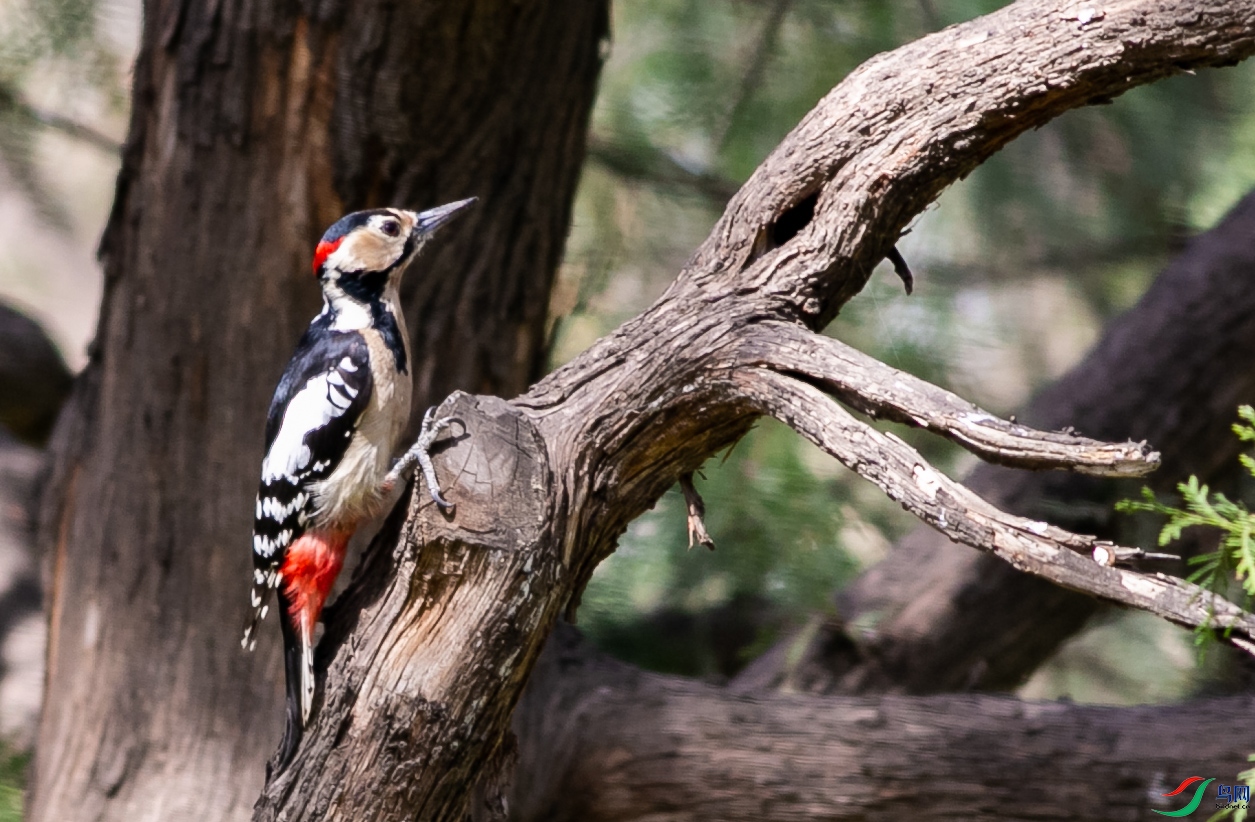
[664,0,1255,321]
[740,322,1160,476]
[736,367,1255,650]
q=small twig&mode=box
[1091,543,1180,567]
[886,246,914,295]
[679,472,715,551]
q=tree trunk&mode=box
[256,3,1255,819]
[509,625,1255,822]
[28,2,606,819]
[735,187,1255,695]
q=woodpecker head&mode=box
[311,198,476,299]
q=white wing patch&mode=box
[261,357,362,483]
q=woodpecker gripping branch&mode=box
[241,199,476,772]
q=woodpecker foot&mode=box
[385,407,456,510]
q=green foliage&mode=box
[1209,755,1255,822]
[0,744,26,822]
[1116,407,1255,644]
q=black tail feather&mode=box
[274,592,305,774]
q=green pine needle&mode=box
[1117,406,1255,648]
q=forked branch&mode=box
[734,366,1255,651]
[740,322,1160,476]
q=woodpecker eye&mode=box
[381,219,401,237]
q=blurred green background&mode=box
[2,0,1255,815]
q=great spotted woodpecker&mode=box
[241,199,475,770]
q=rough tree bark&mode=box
[29,2,607,820]
[254,3,1255,820]
[509,624,1255,822]
[737,187,1255,695]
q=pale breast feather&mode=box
[251,325,374,569]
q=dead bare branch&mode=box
[734,366,1255,650]
[739,321,1160,476]
[736,187,1255,696]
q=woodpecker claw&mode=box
[385,407,457,510]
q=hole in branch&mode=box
[771,190,818,247]
[746,189,820,267]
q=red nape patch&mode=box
[311,237,343,275]
[282,529,352,635]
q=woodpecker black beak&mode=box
[411,197,477,236]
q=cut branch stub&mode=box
[734,366,1255,650]
[254,393,563,821]
[740,321,1161,476]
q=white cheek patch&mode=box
[324,229,400,275]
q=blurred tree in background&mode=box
[0,0,1253,815]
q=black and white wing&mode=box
[242,328,373,649]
